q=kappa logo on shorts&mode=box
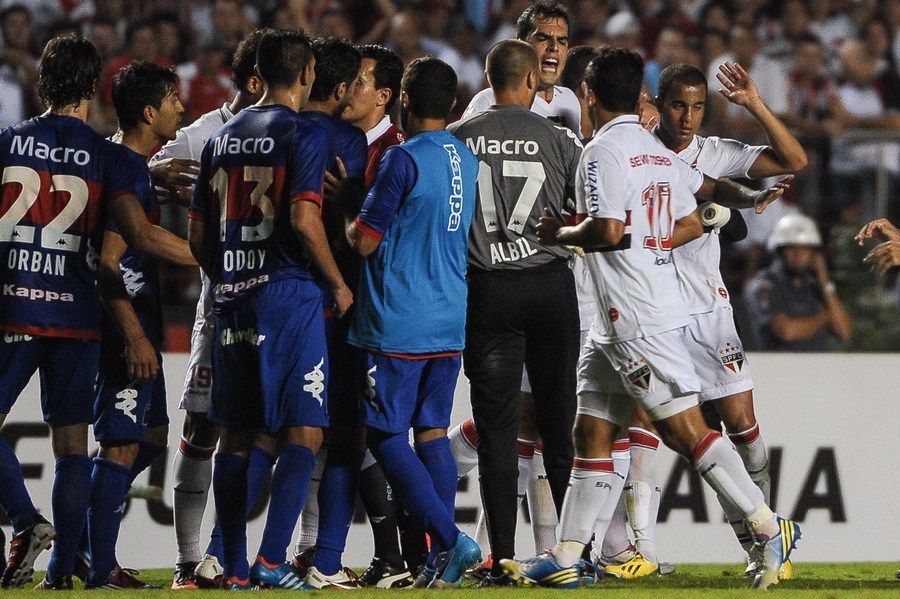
[303,358,325,406]
[115,388,139,423]
[625,358,651,390]
[719,341,744,373]
[364,365,379,411]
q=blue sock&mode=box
[0,436,37,531]
[213,453,249,580]
[257,444,315,565]
[206,445,275,562]
[313,444,364,575]
[416,436,457,565]
[84,458,131,585]
[45,455,92,581]
[369,431,458,552]
[130,442,166,480]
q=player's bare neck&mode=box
[303,100,338,117]
[405,115,446,136]
[494,87,534,109]
[657,125,690,153]
[48,99,90,122]
[538,86,554,103]
[120,127,159,157]
[258,87,304,113]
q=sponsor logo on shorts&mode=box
[719,341,744,373]
[625,358,651,390]
[717,287,728,299]
[219,327,266,346]
[115,388,139,423]
[609,307,620,322]
[364,365,379,411]
[303,358,325,406]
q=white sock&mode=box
[516,438,535,501]
[527,444,558,553]
[598,438,631,560]
[173,438,215,564]
[474,509,490,560]
[555,458,620,567]
[692,433,776,538]
[626,427,661,565]
[729,423,770,504]
[297,446,327,552]
[449,419,479,477]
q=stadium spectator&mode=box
[745,213,853,350]
[177,35,232,123]
[707,24,790,137]
[0,4,40,125]
[88,17,121,60]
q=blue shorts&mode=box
[93,352,169,443]
[0,332,99,424]
[361,352,461,434]
[211,278,329,433]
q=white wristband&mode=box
[698,202,732,228]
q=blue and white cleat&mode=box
[579,558,605,585]
[248,558,305,589]
[500,553,581,589]
[428,533,482,588]
[752,517,802,590]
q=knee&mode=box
[98,441,140,467]
[182,411,219,447]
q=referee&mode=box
[449,39,582,583]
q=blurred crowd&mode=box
[0,0,897,349]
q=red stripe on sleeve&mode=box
[353,217,383,242]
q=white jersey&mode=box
[152,102,234,410]
[462,85,582,140]
[660,131,765,314]
[150,102,234,164]
[580,115,700,344]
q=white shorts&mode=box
[576,337,633,427]
[579,328,701,423]
[686,308,754,402]
[179,272,214,413]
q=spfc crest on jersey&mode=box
[626,358,652,390]
[719,341,744,373]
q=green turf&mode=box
[7,563,898,596]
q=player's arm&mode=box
[292,199,353,317]
[107,193,197,266]
[671,209,704,248]
[537,209,625,248]
[715,62,808,177]
[694,173,792,214]
[347,146,413,257]
[96,229,158,382]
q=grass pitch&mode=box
[6,563,898,597]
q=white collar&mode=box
[365,116,392,145]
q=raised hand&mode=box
[716,62,760,108]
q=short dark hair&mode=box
[359,44,403,111]
[560,45,599,92]
[486,39,538,92]
[516,0,571,40]
[309,37,361,102]
[657,63,707,103]
[255,29,314,90]
[232,28,270,90]
[584,47,644,113]
[112,60,179,131]
[402,56,457,120]
[0,4,30,25]
[38,35,102,110]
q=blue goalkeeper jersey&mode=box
[348,130,478,354]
